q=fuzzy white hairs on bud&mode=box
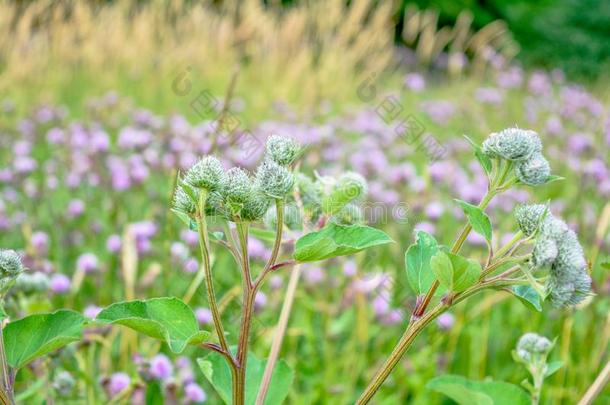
[516,153,551,185]
[184,156,225,191]
[515,332,553,363]
[255,159,295,199]
[265,135,301,166]
[482,128,542,161]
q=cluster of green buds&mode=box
[515,204,592,307]
[173,135,301,223]
[482,128,551,185]
[0,249,25,296]
[512,332,558,404]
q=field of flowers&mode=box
[0,1,609,404]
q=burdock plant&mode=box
[167,135,391,404]
[356,127,592,403]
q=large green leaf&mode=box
[405,231,444,295]
[511,285,542,312]
[198,349,294,405]
[427,375,530,405]
[431,252,481,293]
[96,297,209,353]
[294,223,393,262]
[4,310,86,369]
[455,199,492,243]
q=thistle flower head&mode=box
[265,135,301,166]
[184,156,225,191]
[515,153,551,186]
[222,167,253,205]
[482,128,542,161]
[255,159,295,199]
[514,204,548,236]
[532,237,558,268]
[516,332,553,363]
[172,186,196,215]
[0,249,24,278]
[15,272,50,294]
[0,249,24,294]
[239,189,271,222]
[204,190,229,219]
[547,270,591,308]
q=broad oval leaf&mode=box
[511,285,542,312]
[431,252,481,293]
[455,199,492,243]
[427,374,530,405]
[198,349,294,405]
[294,223,393,262]
[4,310,86,369]
[405,231,444,295]
[96,297,209,353]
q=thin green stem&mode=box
[0,324,14,405]
[494,230,524,259]
[196,192,229,353]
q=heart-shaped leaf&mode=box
[198,349,294,405]
[427,375,530,405]
[4,310,86,369]
[431,252,481,293]
[294,223,393,262]
[455,199,492,243]
[405,231,445,295]
[511,285,542,312]
[96,297,209,353]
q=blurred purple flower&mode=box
[31,231,49,255]
[183,257,199,273]
[77,253,99,273]
[84,305,102,319]
[106,235,122,253]
[437,313,455,331]
[50,273,71,294]
[184,382,207,403]
[67,199,85,218]
[108,372,131,396]
[195,308,212,326]
[150,354,173,381]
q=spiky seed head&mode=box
[255,159,295,199]
[295,173,323,214]
[482,128,542,161]
[240,189,271,222]
[532,237,558,268]
[0,249,24,277]
[515,153,551,186]
[172,186,197,215]
[514,204,548,236]
[547,270,591,308]
[222,167,253,205]
[265,135,301,166]
[15,272,50,294]
[204,191,230,219]
[184,156,225,191]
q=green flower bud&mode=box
[0,249,24,294]
[516,332,552,363]
[15,271,51,294]
[266,135,301,166]
[330,203,364,225]
[205,190,230,219]
[53,371,75,397]
[482,128,541,161]
[547,270,591,308]
[184,156,225,191]
[514,204,548,236]
[264,202,302,230]
[532,237,558,268]
[255,159,295,199]
[322,171,368,215]
[515,153,551,186]
[223,167,253,207]
[295,173,323,218]
[172,186,197,215]
[240,189,272,222]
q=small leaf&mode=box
[511,285,542,312]
[171,209,192,227]
[545,360,563,377]
[198,349,294,405]
[4,310,86,369]
[600,262,610,270]
[427,375,530,405]
[294,223,393,262]
[431,252,481,293]
[455,199,492,243]
[96,297,209,353]
[544,175,565,184]
[464,135,492,176]
[405,231,444,295]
